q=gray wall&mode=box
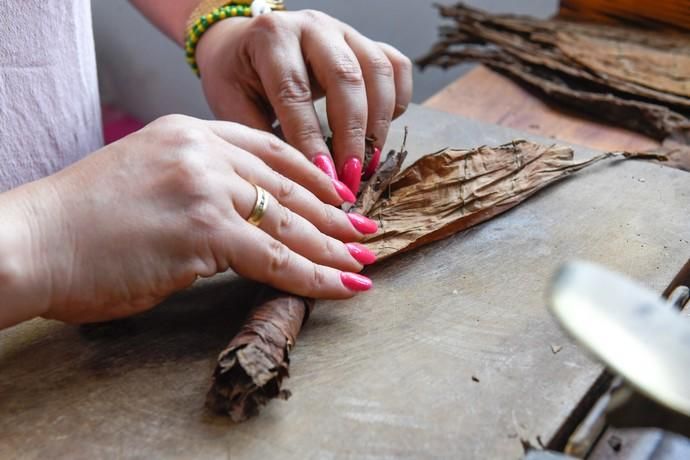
[93,1,557,122]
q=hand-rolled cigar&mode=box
[206,289,314,422]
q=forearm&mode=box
[129,0,204,46]
[0,183,58,329]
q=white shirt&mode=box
[0,0,103,192]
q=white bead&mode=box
[251,0,272,16]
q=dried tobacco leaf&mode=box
[423,9,690,112]
[362,141,612,259]
[556,31,690,99]
[418,3,690,154]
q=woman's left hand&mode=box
[194,9,413,194]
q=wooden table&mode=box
[1,67,688,459]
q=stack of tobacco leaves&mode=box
[417,3,690,172]
[206,139,663,421]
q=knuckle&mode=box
[383,45,413,74]
[275,176,298,202]
[268,240,292,274]
[175,126,209,148]
[301,9,328,23]
[332,56,363,86]
[171,152,209,193]
[276,205,294,235]
[152,113,194,128]
[321,205,339,230]
[397,55,413,74]
[263,133,286,154]
[293,122,323,145]
[323,236,341,260]
[151,116,209,149]
[249,12,286,36]
[371,116,392,135]
[368,55,394,79]
[342,122,366,142]
[276,73,313,107]
[310,264,327,293]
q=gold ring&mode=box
[247,185,270,226]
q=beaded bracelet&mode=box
[185,1,285,77]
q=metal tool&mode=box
[547,261,690,457]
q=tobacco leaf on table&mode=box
[420,45,690,143]
[426,11,690,112]
[555,31,690,99]
[362,141,614,259]
[207,138,664,421]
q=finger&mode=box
[301,23,367,194]
[223,197,372,300]
[345,30,396,159]
[207,121,356,205]
[231,178,364,272]
[219,140,371,243]
[377,42,414,119]
[248,15,333,170]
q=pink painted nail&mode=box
[347,213,378,234]
[341,272,373,292]
[334,179,356,203]
[313,153,337,180]
[341,156,363,194]
[364,147,382,179]
[346,243,377,265]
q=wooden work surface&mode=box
[2,75,689,458]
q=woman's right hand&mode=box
[0,115,378,327]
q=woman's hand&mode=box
[194,10,413,194]
[0,115,378,327]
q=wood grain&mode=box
[560,0,690,31]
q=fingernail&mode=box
[313,153,337,180]
[334,179,356,203]
[341,272,373,292]
[341,156,362,194]
[346,243,377,265]
[364,147,382,179]
[347,213,378,234]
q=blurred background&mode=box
[93,1,558,123]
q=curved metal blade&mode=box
[548,261,690,417]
